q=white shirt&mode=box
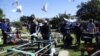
[87,23,96,33]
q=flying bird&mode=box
[68,18,77,22]
[64,17,77,22]
[41,2,48,12]
[68,0,75,2]
[12,0,23,15]
[12,0,18,6]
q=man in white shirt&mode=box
[87,19,96,34]
[87,19,96,43]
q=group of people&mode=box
[1,18,100,55]
[28,18,51,44]
[60,19,100,46]
[0,19,21,45]
[0,19,11,44]
[0,18,51,45]
[0,18,100,49]
[59,18,100,55]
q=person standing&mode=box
[40,20,51,40]
[60,21,66,42]
[0,19,8,45]
[29,19,38,34]
[40,20,51,47]
[60,19,72,46]
[29,19,38,43]
[6,22,11,33]
[60,20,71,43]
[87,19,96,44]
[16,28,21,38]
[74,21,82,45]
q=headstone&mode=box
[58,50,69,56]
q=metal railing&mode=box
[5,40,55,56]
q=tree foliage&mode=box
[50,13,69,29]
[20,16,28,23]
[77,0,100,21]
[0,8,4,20]
[20,14,35,26]
[12,21,22,29]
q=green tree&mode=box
[12,21,22,29]
[28,14,35,23]
[20,14,35,23]
[77,0,100,21]
[20,16,28,23]
[0,8,4,20]
[50,13,69,29]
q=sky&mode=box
[0,0,88,22]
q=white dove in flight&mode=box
[41,2,48,12]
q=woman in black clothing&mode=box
[29,19,38,43]
[40,20,51,47]
[40,20,50,40]
[74,22,82,45]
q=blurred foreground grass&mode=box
[69,50,80,56]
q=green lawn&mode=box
[69,50,80,56]
[20,27,28,33]
[70,34,80,56]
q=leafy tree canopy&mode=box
[77,0,100,21]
